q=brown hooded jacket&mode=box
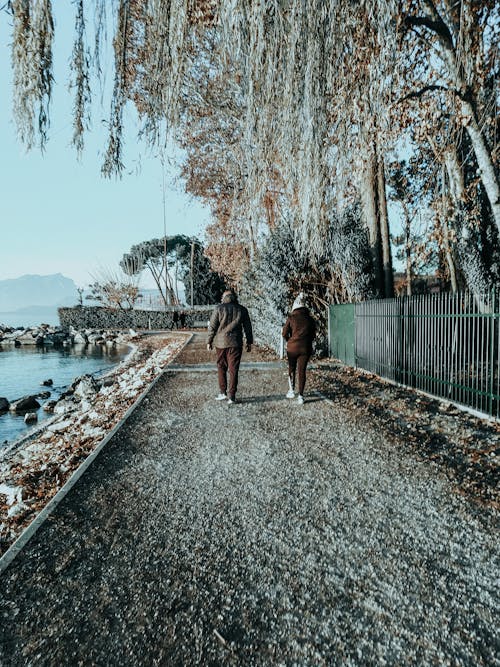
[282,307,316,355]
[208,292,253,349]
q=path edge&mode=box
[0,333,194,575]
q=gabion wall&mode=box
[58,306,214,330]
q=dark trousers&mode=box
[216,347,243,399]
[287,351,311,395]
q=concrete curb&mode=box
[0,333,194,575]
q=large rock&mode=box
[41,379,53,387]
[49,332,70,346]
[0,397,9,412]
[73,375,100,398]
[74,332,88,345]
[9,396,41,413]
[58,388,74,400]
[15,332,38,346]
[24,412,38,423]
[3,329,24,341]
[43,400,57,413]
[48,419,73,433]
[53,399,75,415]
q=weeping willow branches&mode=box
[211,0,402,254]
[6,0,500,294]
[69,0,91,155]
[10,0,54,150]
[7,0,401,248]
[101,0,129,177]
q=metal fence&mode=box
[329,291,500,420]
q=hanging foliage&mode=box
[10,0,54,150]
[69,0,92,154]
[5,0,500,301]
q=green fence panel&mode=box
[328,304,355,366]
[341,291,499,420]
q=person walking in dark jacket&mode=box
[282,292,316,405]
[207,289,253,404]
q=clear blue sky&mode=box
[0,4,211,289]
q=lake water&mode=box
[0,344,129,446]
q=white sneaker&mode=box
[215,393,227,401]
[227,397,238,405]
[297,395,304,405]
[286,389,295,399]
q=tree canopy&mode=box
[121,235,224,305]
[6,1,500,301]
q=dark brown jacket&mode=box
[282,307,316,355]
[208,298,253,349]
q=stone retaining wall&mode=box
[58,307,214,330]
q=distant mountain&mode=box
[0,274,78,312]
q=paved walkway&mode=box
[0,335,498,666]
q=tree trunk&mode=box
[440,164,458,293]
[174,254,180,303]
[163,237,169,307]
[247,213,257,260]
[377,152,394,298]
[405,247,412,296]
[403,212,412,296]
[436,30,500,234]
[147,262,167,305]
[414,11,500,235]
[190,240,195,307]
[360,149,384,297]
[461,99,500,236]
[444,146,491,295]
[442,222,458,293]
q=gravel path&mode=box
[0,334,498,666]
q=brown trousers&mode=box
[216,347,243,399]
[287,350,311,395]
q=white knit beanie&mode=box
[292,292,306,311]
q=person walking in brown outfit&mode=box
[207,289,253,404]
[282,292,316,405]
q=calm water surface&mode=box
[0,344,129,445]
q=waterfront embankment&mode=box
[0,332,188,556]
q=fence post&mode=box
[353,302,357,368]
[399,296,405,385]
[327,305,331,358]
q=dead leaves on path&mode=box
[310,363,499,510]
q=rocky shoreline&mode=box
[0,332,188,556]
[0,323,128,349]
[0,325,134,421]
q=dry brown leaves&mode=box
[310,361,500,510]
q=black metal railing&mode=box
[330,290,500,419]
